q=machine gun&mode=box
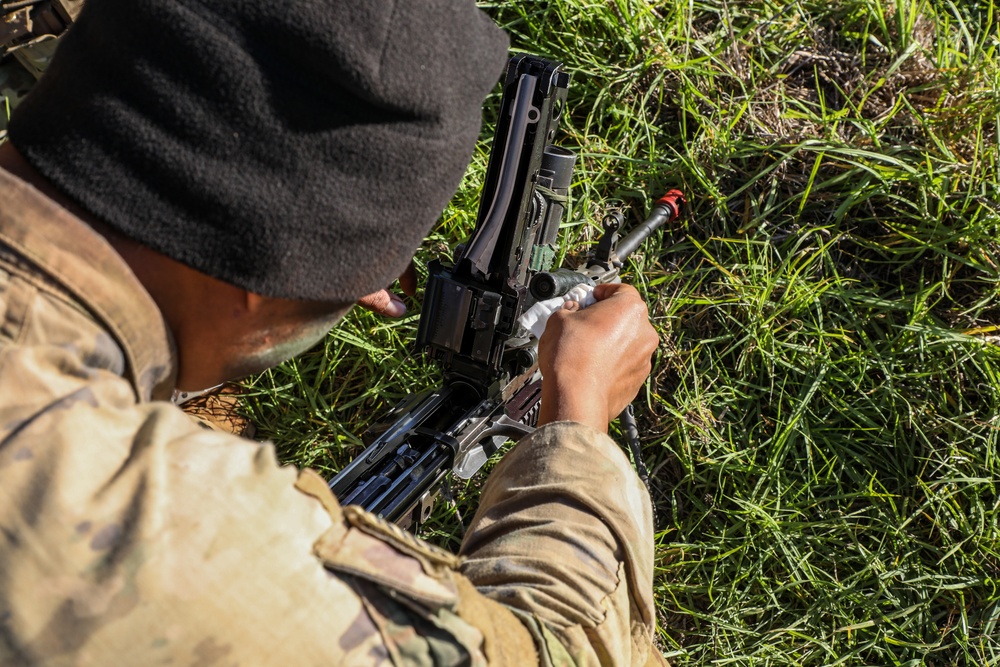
[328,54,685,527]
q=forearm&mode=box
[459,421,661,666]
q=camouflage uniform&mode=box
[0,166,665,665]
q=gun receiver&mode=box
[328,54,685,528]
[416,54,572,392]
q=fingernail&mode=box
[385,294,406,317]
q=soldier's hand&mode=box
[536,283,659,433]
[356,261,418,317]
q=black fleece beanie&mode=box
[9,0,508,302]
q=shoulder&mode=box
[0,371,503,665]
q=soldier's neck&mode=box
[0,142,103,229]
[0,141,189,386]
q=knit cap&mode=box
[9,0,508,302]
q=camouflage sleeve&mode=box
[458,421,666,666]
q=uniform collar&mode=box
[0,167,177,402]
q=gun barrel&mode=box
[614,189,686,261]
[529,268,594,300]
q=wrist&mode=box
[537,380,609,433]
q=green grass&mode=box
[242,1,1000,663]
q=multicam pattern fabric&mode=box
[0,166,664,665]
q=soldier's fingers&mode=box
[592,282,642,302]
[399,261,418,297]
[356,289,406,317]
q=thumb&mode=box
[357,289,407,318]
[592,282,639,302]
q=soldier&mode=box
[0,0,663,665]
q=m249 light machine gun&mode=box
[328,54,685,528]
